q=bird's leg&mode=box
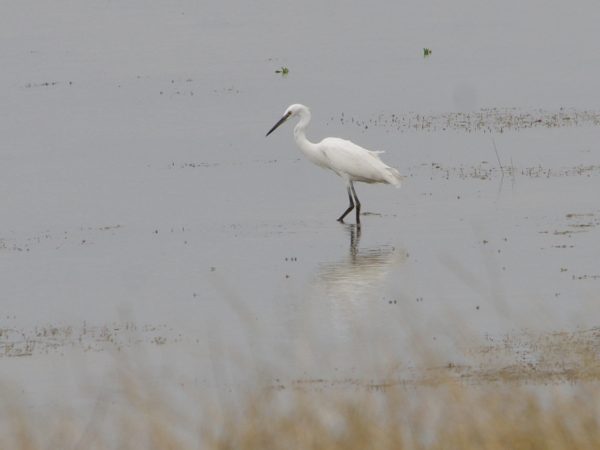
[337,186,355,223]
[350,182,361,225]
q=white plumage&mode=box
[266,104,402,225]
[318,137,402,186]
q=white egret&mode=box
[266,104,402,225]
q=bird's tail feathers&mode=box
[384,167,403,187]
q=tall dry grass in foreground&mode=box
[3,313,600,449]
[207,384,600,450]
[2,365,600,450]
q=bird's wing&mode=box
[319,138,400,185]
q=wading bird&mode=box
[266,104,402,225]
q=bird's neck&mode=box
[293,112,317,155]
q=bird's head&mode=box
[266,104,309,136]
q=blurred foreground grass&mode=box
[3,300,600,449]
[2,354,600,450]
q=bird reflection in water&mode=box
[311,224,407,337]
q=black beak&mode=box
[266,112,291,137]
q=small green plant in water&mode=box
[423,48,432,57]
[275,66,289,76]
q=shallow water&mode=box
[1,0,600,406]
